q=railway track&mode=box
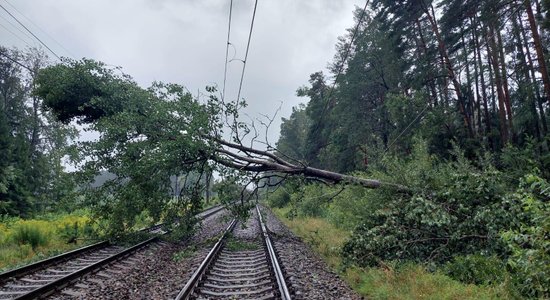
[0,205,225,300]
[176,205,291,300]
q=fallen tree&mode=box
[33,58,407,232]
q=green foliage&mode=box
[342,140,518,266]
[267,188,290,208]
[58,222,81,244]
[225,236,260,251]
[500,141,546,182]
[10,222,49,250]
[443,255,507,285]
[291,184,332,217]
[327,183,382,231]
[0,47,77,218]
[272,207,509,299]
[34,58,223,235]
[172,246,196,262]
[0,211,95,271]
[212,178,243,205]
[501,175,550,298]
[276,103,310,162]
[33,59,125,124]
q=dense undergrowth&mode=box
[0,210,93,271]
[272,207,510,299]
[267,139,549,298]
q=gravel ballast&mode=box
[49,206,361,299]
[259,205,362,300]
[49,209,231,300]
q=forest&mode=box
[273,0,550,297]
[0,0,549,298]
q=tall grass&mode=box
[0,212,93,271]
[11,222,49,249]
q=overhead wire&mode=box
[2,0,75,58]
[0,21,33,47]
[0,50,34,72]
[0,12,36,46]
[235,0,259,103]
[221,0,234,102]
[0,3,61,60]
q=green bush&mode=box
[267,188,290,208]
[11,223,49,250]
[327,183,383,231]
[443,255,506,285]
[501,175,550,298]
[342,140,519,266]
[59,222,80,244]
[295,184,329,217]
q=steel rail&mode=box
[257,205,292,300]
[0,204,226,299]
[174,219,237,300]
[14,237,158,300]
[0,240,109,284]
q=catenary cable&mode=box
[0,3,61,60]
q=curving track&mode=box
[0,205,224,300]
[176,205,291,300]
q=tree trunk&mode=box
[415,18,439,106]
[520,9,549,134]
[423,3,473,137]
[496,28,515,141]
[514,11,542,140]
[212,137,409,192]
[525,0,550,105]
[471,17,483,136]
[205,171,211,204]
[473,15,493,146]
[462,30,476,133]
[487,24,510,144]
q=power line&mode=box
[2,0,75,58]
[0,20,33,47]
[221,0,234,102]
[235,0,259,103]
[310,0,370,137]
[0,51,34,72]
[0,3,61,60]
[0,12,36,46]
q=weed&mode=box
[225,236,260,251]
[173,246,196,262]
[11,222,49,250]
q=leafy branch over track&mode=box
[32,59,407,232]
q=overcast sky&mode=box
[1,0,362,144]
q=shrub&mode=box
[267,188,290,208]
[53,213,92,244]
[327,183,382,231]
[342,140,520,266]
[294,184,329,217]
[11,222,49,250]
[501,175,550,298]
[443,255,506,285]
